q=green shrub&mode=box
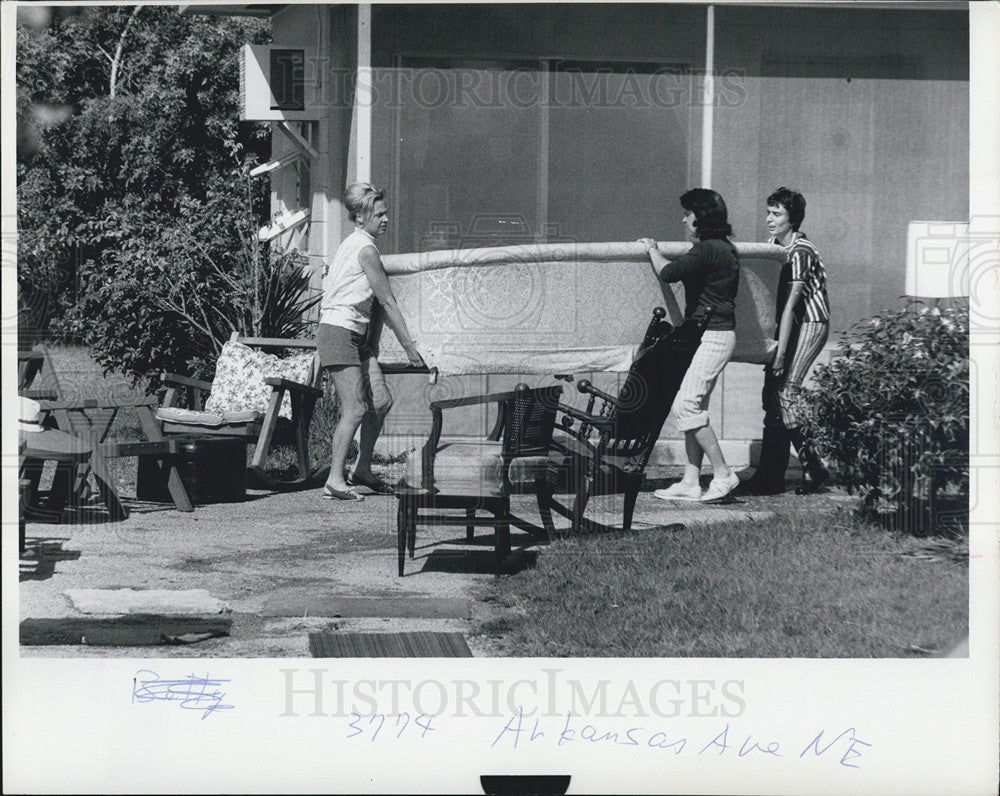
[797,300,968,530]
[71,171,321,380]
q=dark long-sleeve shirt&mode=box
[658,237,739,331]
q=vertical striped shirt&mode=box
[770,232,830,324]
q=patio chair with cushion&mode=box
[537,309,709,537]
[155,332,325,491]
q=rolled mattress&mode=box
[375,241,786,375]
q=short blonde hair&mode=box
[343,182,384,224]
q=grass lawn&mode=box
[471,500,968,658]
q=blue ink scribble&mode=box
[132,670,234,720]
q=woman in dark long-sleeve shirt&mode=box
[639,188,741,504]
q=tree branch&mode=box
[109,6,141,98]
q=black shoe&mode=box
[794,471,829,495]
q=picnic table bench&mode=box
[38,396,199,519]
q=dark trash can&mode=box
[137,436,247,505]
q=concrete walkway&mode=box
[19,467,784,658]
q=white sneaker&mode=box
[653,481,704,501]
[700,472,741,503]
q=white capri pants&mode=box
[670,329,736,432]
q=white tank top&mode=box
[320,228,376,332]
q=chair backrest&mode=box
[502,384,564,459]
[605,317,708,462]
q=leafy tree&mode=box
[16,6,309,378]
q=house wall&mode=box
[266,4,970,465]
[269,4,360,293]
[712,6,969,334]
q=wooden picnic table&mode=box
[38,396,195,519]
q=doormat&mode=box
[308,630,472,658]
[20,615,232,646]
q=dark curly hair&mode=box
[766,187,806,231]
[680,188,732,240]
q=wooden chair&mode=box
[18,343,61,401]
[18,397,94,549]
[536,308,708,537]
[155,332,325,491]
[395,382,563,576]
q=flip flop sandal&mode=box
[347,473,395,494]
[322,485,365,501]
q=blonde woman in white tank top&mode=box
[317,183,425,500]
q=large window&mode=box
[372,57,695,253]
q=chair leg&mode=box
[397,498,407,576]
[535,477,557,541]
[495,519,511,576]
[622,481,641,531]
[19,473,36,552]
[466,508,475,542]
[572,479,591,536]
[407,502,417,559]
[252,390,283,477]
[293,392,319,482]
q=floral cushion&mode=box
[204,340,314,420]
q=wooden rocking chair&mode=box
[155,333,326,491]
[537,308,709,537]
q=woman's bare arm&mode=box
[771,281,805,377]
[359,246,426,367]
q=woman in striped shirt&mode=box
[742,187,831,495]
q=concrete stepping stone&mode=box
[65,588,228,615]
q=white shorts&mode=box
[670,329,736,431]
